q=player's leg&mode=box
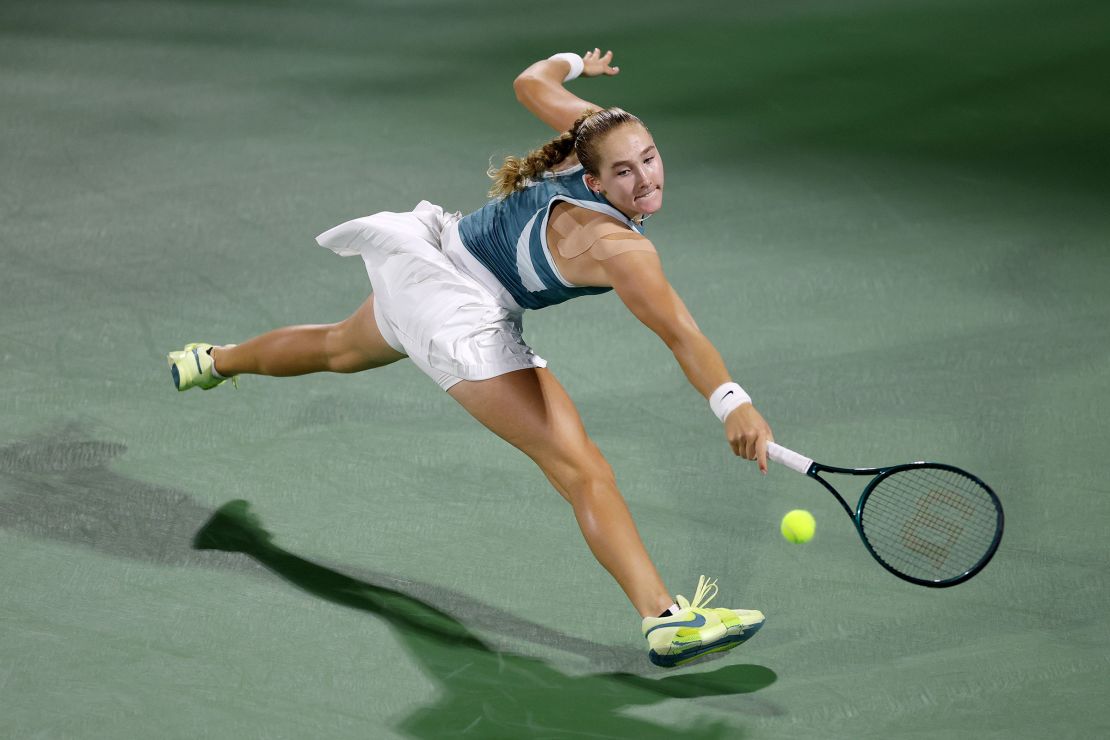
[168,294,406,390]
[213,294,405,376]
[448,366,766,666]
[447,366,673,619]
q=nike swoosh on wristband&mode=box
[722,391,734,399]
[645,612,707,636]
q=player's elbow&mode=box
[513,73,540,103]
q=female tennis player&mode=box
[168,49,774,667]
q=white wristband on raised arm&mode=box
[548,52,584,82]
[709,382,752,423]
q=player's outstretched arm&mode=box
[514,48,620,133]
[600,249,775,471]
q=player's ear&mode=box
[584,173,602,195]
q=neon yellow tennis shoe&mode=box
[167,343,237,391]
[642,575,765,668]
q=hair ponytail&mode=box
[486,132,574,199]
[487,107,646,199]
[486,109,592,198]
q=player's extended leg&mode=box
[448,367,766,666]
[448,367,673,618]
[168,294,406,390]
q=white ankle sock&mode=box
[658,602,680,618]
[208,347,225,379]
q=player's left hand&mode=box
[582,48,620,77]
[725,404,774,474]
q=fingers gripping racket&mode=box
[767,443,1004,587]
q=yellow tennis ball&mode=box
[781,509,816,543]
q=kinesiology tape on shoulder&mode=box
[589,231,655,260]
[550,205,655,260]
[548,204,585,256]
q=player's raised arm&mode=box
[599,249,775,472]
[514,48,620,133]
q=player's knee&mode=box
[324,306,404,373]
[323,320,365,373]
[553,441,616,502]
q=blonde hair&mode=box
[487,107,646,199]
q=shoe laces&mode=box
[675,575,719,611]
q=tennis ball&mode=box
[781,509,816,544]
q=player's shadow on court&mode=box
[0,426,640,669]
[195,499,776,739]
[0,428,776,738]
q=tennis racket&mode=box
[767,442,1003,587]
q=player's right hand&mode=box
[725,404,774,474]
[582,48,620,77]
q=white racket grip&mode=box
[767,443,814,475]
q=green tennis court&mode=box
[3,0,1108,737]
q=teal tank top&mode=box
[457,164,645,311]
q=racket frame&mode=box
[772,446,1004,587]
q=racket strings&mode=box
[859,467,1000,583]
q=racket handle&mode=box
[767,443,814,475]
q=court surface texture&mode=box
[2,0,1108,738]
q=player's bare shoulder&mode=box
[549,203,656,261]
[547,203,656,287]
[587,214,656,261]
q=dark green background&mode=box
[3,0,1108,737]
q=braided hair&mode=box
[487,107,645,198]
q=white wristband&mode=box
[548,52,584,82]
[709,382,752,423]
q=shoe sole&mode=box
[166,351,189,391]
[649,620,765,668]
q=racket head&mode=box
[854,463,1004,587]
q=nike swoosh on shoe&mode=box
[645,611,707,636]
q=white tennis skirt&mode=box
[315,200,547,391]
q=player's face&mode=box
[588,124,664,221]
